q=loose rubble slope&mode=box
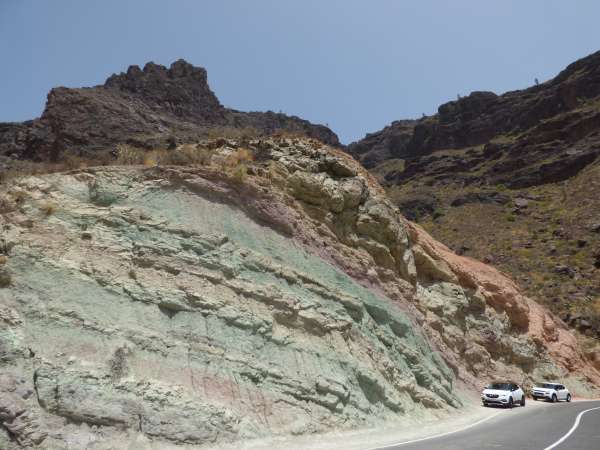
[1,138,599,449]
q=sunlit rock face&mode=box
[1,138,598,449]
[0,59,340,163]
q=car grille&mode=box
[486,394,499,398]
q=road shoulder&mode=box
[214,394,532,450]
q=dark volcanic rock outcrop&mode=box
[347,120,416,169]
[0,60,339,161]
[348,50,600,188]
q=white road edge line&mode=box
[543,406,600,450]
[363,410,504,450]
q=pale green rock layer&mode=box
[1,168,457,449]
[2,138,597,449]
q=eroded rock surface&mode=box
[1,138,598,448]
[348,50,600,188]
[346,50,600,341]
[0,60,339,163]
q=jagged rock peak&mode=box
[103,59,222,112]
[0,59,340,161]
[105,59,209,87]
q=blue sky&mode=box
[1,0,599,143]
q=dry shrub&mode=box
[170,144,214,166]
[116,143,216,167]
[220,148,254,185]
[0,162,55,183]
[40,201,57,216]
[232,164,248,184]
[0,152,114,185]
[143,153,158,167]
[225,148,254,168]
[116,144,145,165]
[62,154,89,170]
[0,269,11,288]
[109,345,130,381]
[157,145,215,166]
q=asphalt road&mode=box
[370,400,600,450]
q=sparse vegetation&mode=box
[225,147,254,168]
[116,143,217,167]
[402,161,600,337]
[0,154,114,185]
[0,137,264,186]
[115,143,143,165]
[0,269,11,288]
[109,345,130,381]
[432,208,445,220]
[232,164,248,183]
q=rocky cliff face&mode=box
[0,60,339,163]
[1,138,598,449]
[348,50,600,341]
[348,50,600,187]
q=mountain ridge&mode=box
[347,49,600,342]
[2,54,600,448]
[0,59,340,163]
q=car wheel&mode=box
[482,402,488,407]
[552,394,557,403]
[508,397,513,409]
[521,396,526,407]
[567,394,571,402]
[533,397,538,401]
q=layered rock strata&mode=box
[1,138,598,449]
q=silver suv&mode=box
[531,383,571,402]
[481,382,525,408]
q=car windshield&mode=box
[486,383,511,390]
[540,383,557,389]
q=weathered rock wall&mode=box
[1,138,598,449]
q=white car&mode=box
[481,382,526,408]
[531,382,571,402]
